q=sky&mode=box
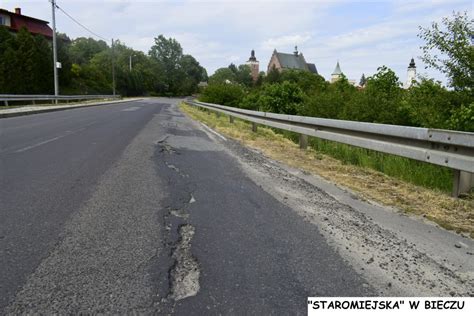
[1,0,472,85]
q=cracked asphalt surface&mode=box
[1,98,471,314]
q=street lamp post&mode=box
[129,55,135,71]
[51,0,59,102]
[111,38,116,96]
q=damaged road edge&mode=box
[169,224,200,301]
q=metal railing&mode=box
[185,99,474,197]
[1,94,121,106]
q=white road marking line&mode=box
[14,134,69,153]
[13,122,96,154]
[200,122,227,141]
[121,106,141,111]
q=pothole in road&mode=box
[169,224,200,301]
[165,162,180,173]
[170,209,189,220]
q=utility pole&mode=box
[51,0,59,102]
[129,55,132,71]
[111,38,116,96]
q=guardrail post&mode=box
[229,116,234,124]
[32,100,36,105]
[299,134,308,150]
[252,122,258,132]
[4,100,8,107]
[452,170,474,197]
[216,111,220,118]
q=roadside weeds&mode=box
[179,103,474,238]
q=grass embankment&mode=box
[180,103,474,238]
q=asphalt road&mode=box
[0,98,374,314]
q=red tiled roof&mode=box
[0,8,53,38]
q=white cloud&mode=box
[261,33,312,50]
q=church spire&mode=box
[294,45,298,56]
[332,61,342,75]
[408,57,416,68]
[248,49,257,62]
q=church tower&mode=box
[331,61,343,83]
[404,58,416,88]
[246,49,259,82]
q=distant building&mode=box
[267,46,318,74]
[331,61,343,83]
[246,49,260,82]
[330,61,359,86]
[197,81,208,89]
[404,58,417,89]
[0,7,53,39]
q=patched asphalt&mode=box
[2,98,376,314]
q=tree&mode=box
[265,65,281,84]
[179,54,206,94]
[418,11,474,91]
[344,66,406,124]
[32,34,53,94]
[304,75,355,119]
[449,102,474,132]
[235,65,253,87]
[208,68,236,84]
[228,63,238,74]
[0,26,14,93]
[69,37,108,65]
[149,35,183,67]
[227,64,253,87]
[256,81,305,115]
[402,78,453,128]
[279,69,327,94]
[149,35,202,95]
[199,83,245,107]
[359,73,367,87]
[57,33,73,92]
[148,35,183,95]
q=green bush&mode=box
[199,83,245,107]
[449,102,474,132]
[256,81,306,114]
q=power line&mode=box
[54,2,108,41]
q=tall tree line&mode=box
[0,27,207,96]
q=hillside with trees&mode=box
[0,28,207,97]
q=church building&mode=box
[331,61,343,83]
[404,58,417,89]
[267,47,318,74]
[246,50,260,82]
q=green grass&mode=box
[275,129,453,193]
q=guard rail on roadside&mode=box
[1,94,121,106]
[185,99,474,197]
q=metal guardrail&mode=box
[1,94,121,106]
[185,99,474,197]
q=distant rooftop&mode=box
[332,61,342,75]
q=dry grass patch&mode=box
[180,103,474,238]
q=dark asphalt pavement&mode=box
[0,99,373,314]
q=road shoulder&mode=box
[0,98,144,119]
[183,108,474,297]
